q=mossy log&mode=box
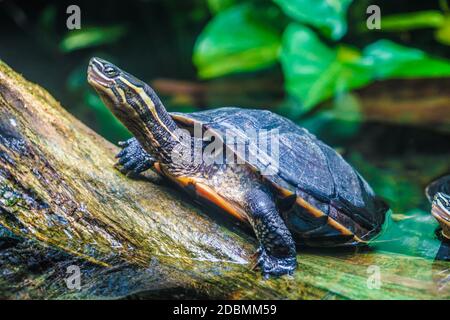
[0,61,448,299]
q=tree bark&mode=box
[0,61,448,299]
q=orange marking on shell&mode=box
[174,176,194,187]
[175,176,248,223]
[195,183,248,222]
[295,196,354,237]
[278,187,294,198]
[274,186,358,239]
[295,197,326,218]
[153,162,162,175]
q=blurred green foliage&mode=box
[207,0,236,14]
[377,0,450,45]
[194,0,450,113]
[436,17,450,45]
[284,33,450,110]
[274,0,353,40]
[194,4,282,78]
[280,24,371,111]
[379,11,444,31]
[60,25,127,52]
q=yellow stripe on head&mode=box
[118,77,180,143]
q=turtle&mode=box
[87,57,389,278]
[426,175,450,241]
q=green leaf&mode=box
[380,11,444,31]
[60,25,127,52]
[207,0,236,14]
[435,16,450,45]
[280,25,450,111]
[360,39,450,79]
[273,0,353,40]
[280,24,371,111]
[193,4,282,79]
[38,5,57,32]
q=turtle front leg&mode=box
[245,188,297,278]
[116,138,155,175]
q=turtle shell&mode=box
[171,107,388,246]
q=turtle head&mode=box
[87,57,156,125]
[432,192,450,240]
[87,57,179,156]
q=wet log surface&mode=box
[0,61,448,299]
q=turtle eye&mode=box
[104,66,118,77]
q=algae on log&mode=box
[0,61,448,299]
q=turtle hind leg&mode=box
[116,138,155,175]
[245,187,297,278]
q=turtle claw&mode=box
[115,148,126,159]
[115,138,154,175]
[250,246,263,270]
[117,154,128,165]
[252,247,297,279]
